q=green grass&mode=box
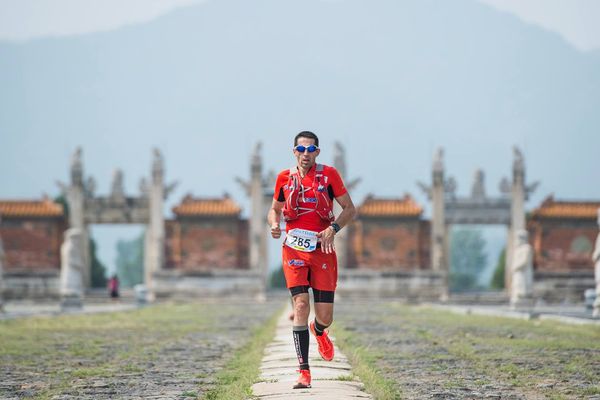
[334,323,402,400]
[203,306,283,400]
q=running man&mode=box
[267,131,356,389]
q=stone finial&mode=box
[499,177,510,195]
[445,176,457,199]
[111,169,125,200]
[471,169,486,200]
[513,146,524,172]
[252,142,262,175]
[85,176,96,198]
[152,148,164,182]
[70,147,83,185]
[333,141,346,178]
[139,178,149,197]
[433,147,444,172]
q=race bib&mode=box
[285,228,318,252]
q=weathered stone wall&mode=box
[0,217,64,271]
[164,217,249,270]
[529,219,596,271]
[349,217,426,269]
[0,216,64,299]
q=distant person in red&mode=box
[108,274,119,299]
[267,131,356,389]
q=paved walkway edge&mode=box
[249,304,372,399]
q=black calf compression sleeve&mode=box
[293,325,310,370]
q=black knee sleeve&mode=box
[290,285,310,297]
[312,288,334,303]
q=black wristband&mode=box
[330,222,341,233]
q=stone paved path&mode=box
[251,306,372,399]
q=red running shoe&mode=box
[293,369,311,389]
[310,321,334,361]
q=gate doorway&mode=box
[449,224,507,293]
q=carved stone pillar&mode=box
[145,149,166,301]
[60,228,85,309]
[66,148,90,288]
[593,209,600,317]
[0,231,5,310]
[431,148,448,300]
[431,148,446,272]
[507,147,526,293]
[333,142,349,269]
[510,230,533,309]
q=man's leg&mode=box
[311,289,335,361]
[290,287,311,388]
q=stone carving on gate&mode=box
[57,148,177,302]
[417,146,539,299]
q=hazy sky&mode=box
[1,0,600,50]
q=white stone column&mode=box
[145,149,166,301]
[0,231,5,310]
[592,209,600,317]
[236,143,270,297]
[431,148,446,272]
[249,144,265,274]
[333,143,348,269]
[431,148,448,300]
[60,228,85,309]
[510,230,533,309]
[507,147,526,293]
[66,148,90,288]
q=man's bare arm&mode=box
[317,192,356,254]
[332,192,356,229]
[268,199,284,239]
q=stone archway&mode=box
[57,148,177,302]
[418,147,539,299]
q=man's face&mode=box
[293,137,320,170]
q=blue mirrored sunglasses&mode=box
[293,145,319,153]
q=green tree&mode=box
[90,238,107,288]
[490,248,506,289]
[450,228,487,292]
[116,234,144,287]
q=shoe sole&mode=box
[293,383,311,389]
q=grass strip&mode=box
[334,322,402,400]
[203,304,283,400]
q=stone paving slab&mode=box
[250,305,372,399]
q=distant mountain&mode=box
[1,0,599,212]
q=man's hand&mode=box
[270,224,281,239]
[317,226,336,254]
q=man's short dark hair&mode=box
[294,131,319,147]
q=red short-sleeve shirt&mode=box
[273,164,347,233]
